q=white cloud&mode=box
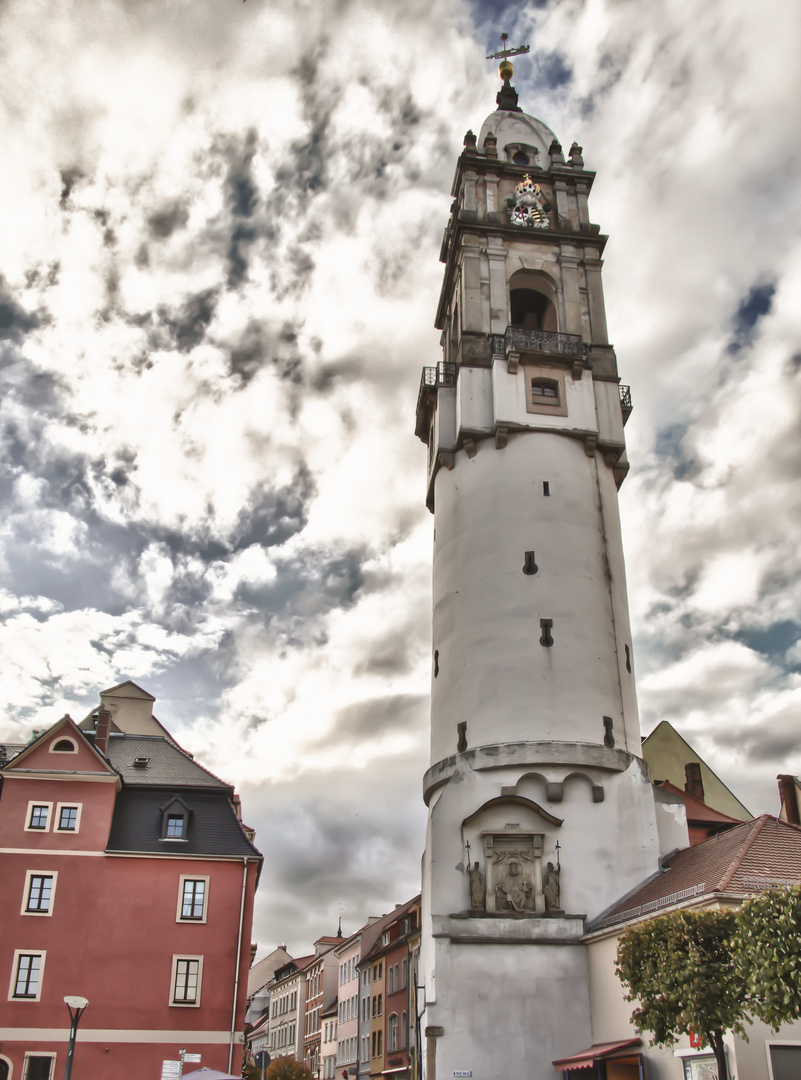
[0,0,799,952]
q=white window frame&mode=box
[54,803,82,834]
[48,736,78,754]
[766,1040,801,1080]
[21,870,58,917]
[169,954,203,1008]
[0,1053,12,1080]
[8,950,46,1002]
[24,802,53,833]
[176,875,210,923]
[23,1052,57,1079]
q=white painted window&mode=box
[23,871,57,916]
[50,737,77,754]
[170,955,203,1007]
[23,1053,56,1079]
[177,876,209,922]
[25,803,52,833]
[55,804,81,833]
[767,1044,801,1080]
[9,951,46,1001]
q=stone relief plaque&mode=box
[484,833,544,914]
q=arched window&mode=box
[388,1013,399,1052]
[401,1011,409,1049]
[50,737,77,753]
[512,150,529,165]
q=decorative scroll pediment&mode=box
[461,793,563,829]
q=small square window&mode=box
[58,806,78,831]
[26,874,54,913]
[166,814,185,838]
[29,805,50,831]
[524,366,568,417]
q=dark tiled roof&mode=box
[360,894,421,963]
[106,734,231,789]
[0,743,25,764]
[593,815,801,929]
[106,788,261,857]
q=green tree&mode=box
[735,885,801,1030]
[615,908,748,1080]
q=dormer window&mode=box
[50,738,77,753]
[160,797,191,842]
[166,815,185,838]
[133,756,150,768]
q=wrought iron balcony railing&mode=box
[416,362,457,438]
[619,383,632,425]
[497,326,589,360]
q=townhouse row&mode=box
[246,895,421,1080]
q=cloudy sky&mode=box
[1,0,799,954]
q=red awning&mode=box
[553,1038,642,1070]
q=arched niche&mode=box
[460,796,563,916]
[508,269,558,333]
[562,770,605,803]
[508,772,550,804]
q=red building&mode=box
[303,936,341,1075]
[359,896,420,1080]
[0,681,262,1080]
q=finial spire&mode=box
[337,904,343,938]
[486,32,528,112]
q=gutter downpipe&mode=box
[229,856,250,1073]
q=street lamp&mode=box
[63,996,88,1080]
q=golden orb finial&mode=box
[498,58,514,81]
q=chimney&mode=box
[94,706,112,755]
[684,762,705,802]
[778,775,801,825]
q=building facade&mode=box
[335,932,361,1077]
[359,897,420,1080]
[303,936,341,1075]
[0,681,261,1079]
[269,956,312,1061]
[416,66,661,1079]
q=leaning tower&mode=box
[415,64,660,1079]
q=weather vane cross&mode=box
[486,33,530,63]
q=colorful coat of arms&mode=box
[508,175,551,229]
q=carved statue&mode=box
[543,861,560,911]
[494,853,534,912]
[469,861,485,910]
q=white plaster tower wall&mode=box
[416,75,660,1080]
